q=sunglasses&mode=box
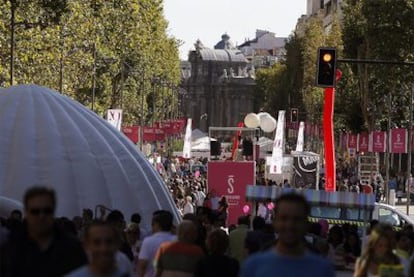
[29,207,54,216]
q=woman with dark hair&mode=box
[354,224,402,277]
[343,232,361,265]
[194,229,239,277]
[217,196,228,226]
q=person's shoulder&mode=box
[64,265,89,277]
[158,240,175,251]
[306,252,335,270]
[241,251,274,276]
[244,249,275,264]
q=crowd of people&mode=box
[1,184,414,276]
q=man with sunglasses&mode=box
[0,186,88,277]
[67,221,130,277]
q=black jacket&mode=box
[0,223,87,277]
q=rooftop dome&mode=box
[0,85,181,231]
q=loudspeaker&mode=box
[242,139,253,156]
[210,141,221,156]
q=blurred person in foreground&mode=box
[0,186,87,277]
[66,220,130,277]
[195,228,239,277]
[354,224,402,277]
[240,193,335,277]
[154,220,204,277]
[138,210,176,277]
[228,215,250,264]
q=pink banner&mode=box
[340,132,347,149]
[412,130,414,152]
[122,126,139,143]
[143,127,165,142]
[358,132,369,153]
[207,161,255,225]
[347,133,357,149]
[305,122,311,136]
[372,131,387,153]
[391,128,407,153]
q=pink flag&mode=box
[348,133,357,149]
[122,126,139,143]
[372,131,386,153]
[340,132,347,149]
[411,129,414,152]
[358,132,369,152]
[390,128,407,153]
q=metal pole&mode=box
[120,60,124,110]
[91,43,96,111]
[385,91,391,204]
[59,48,64,93]
[10,1,16,86]
[140,73,145,152]
[152,78,156,127]
[406,84,413,215]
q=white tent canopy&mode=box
[191,128,207,141]
[0,85,181,231]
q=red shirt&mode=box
[363,184,373,194]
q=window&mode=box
[311,206,341,219]
[378,208,401,227]
[346,208,370,221]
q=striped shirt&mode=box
[154,241,204,277]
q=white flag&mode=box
[296,121,305,152]
[182,118,192,158]
[107,109,122,131]
[270,111,285,174]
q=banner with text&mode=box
[358,132,369,153]
[391,128,407,153]
[107,109,122,131]
[293,155,319,189]
[371,131,387,153]
[347,133,357,149]
[207,161,255,225]
[270,111,285,174]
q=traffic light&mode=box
[316,47,337,87]
[291,108,298,123]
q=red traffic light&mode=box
[316,47,337,87]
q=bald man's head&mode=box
[177,220,198,243]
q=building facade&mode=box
[238,29,286,68]
[297,0,343,34]
[181,35,256,133]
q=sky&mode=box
[163,0,307,60]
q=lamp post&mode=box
[9,0,16,86]
[406,83,413,215]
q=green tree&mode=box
[0,0,180,126]
[342,0,414,131]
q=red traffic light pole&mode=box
[323,69,342,192]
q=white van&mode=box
[373,202,414,228]
[309,202,414,229]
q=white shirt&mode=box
[257,203,268,219]
[183,202,194,215]
[116,251,134,276]
[138,232,176,277]
[196,191,206,207]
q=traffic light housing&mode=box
[291,108,298,123]
[316,47,337,87]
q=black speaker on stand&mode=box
[242,138,253,156]
[210,140,221,156]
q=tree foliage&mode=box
[256,0,414,133]
[0,0,180,125]
[342,0,414,131]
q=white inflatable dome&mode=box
[0,84,181,231]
